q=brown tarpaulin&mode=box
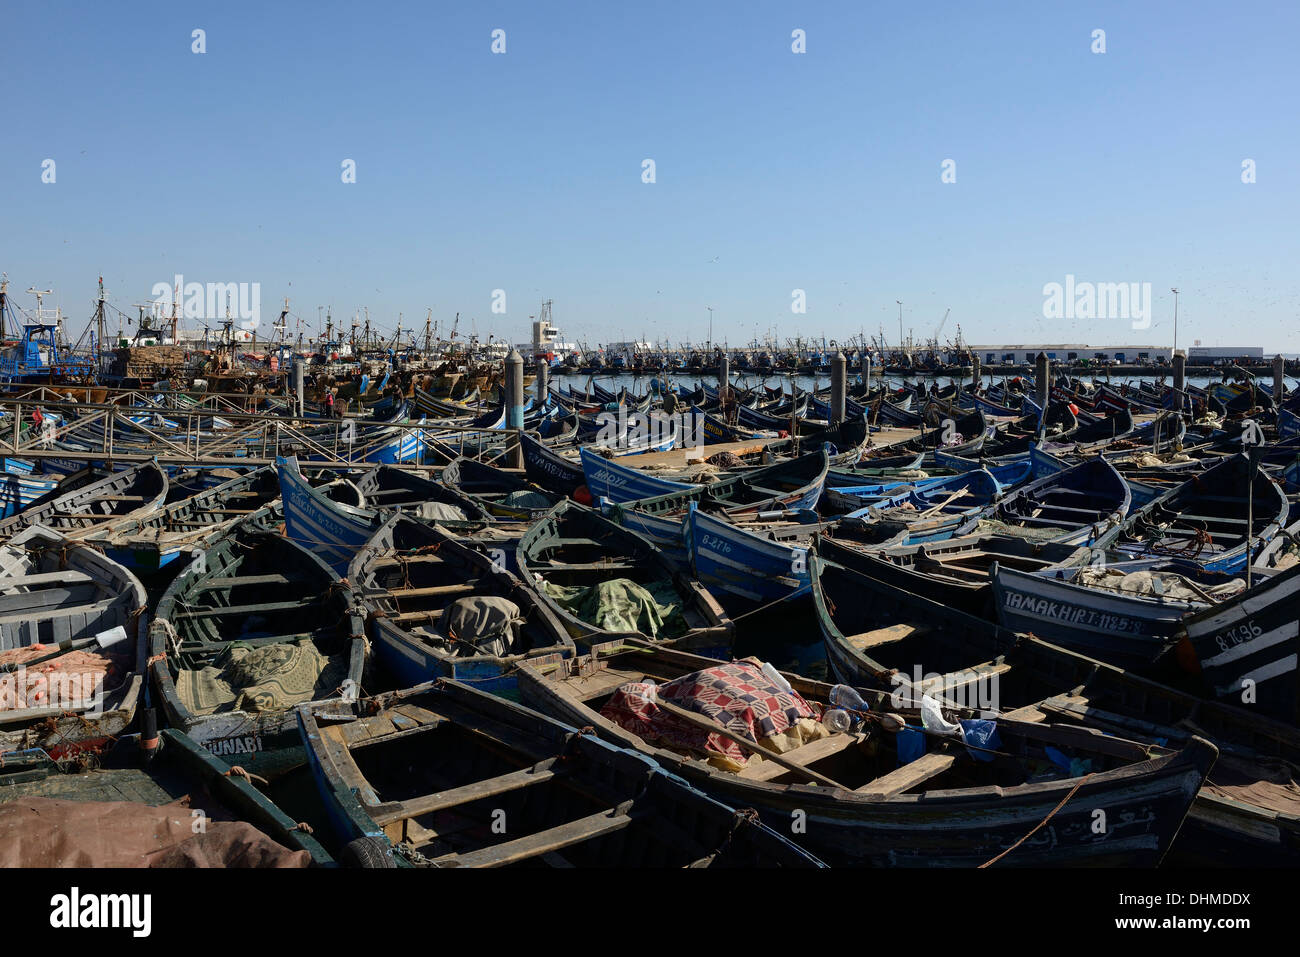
[0,797,311,867]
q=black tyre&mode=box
[340,837,397,868]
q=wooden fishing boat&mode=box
[349,513,574,692]
[603,446,830,518]
[0,459,168,539]
[278,456,381,575]
[809,551,1300,864]
[815,530,1091,616]
[684,505,812,602]
[1108,452,1289,574]
[148,517,367,776]
[85,466,282,572]
[990,558,1258,671]
[441,456,561,519]
[520,431,585,495]
[0,466,59,518]
[517,501,733,654]
[516,641,1215,866]
[0,728,333,866]
[826,450,927,488]
[279,457,492,576]
[0,525,149,760]
[1182,561,1300,725]
[299,678,823,867]
[353,464,493,522]
[976,457,1130,545]
[842,467,1003,543]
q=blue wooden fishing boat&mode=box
[684,505,810,601]
[1109,453,1289,574]
[844,468,1002,543]
[981,457,1131,546]
[579,445,692,503]
[517,500,733,653]
[86,466,281,572]
[348,512,574,693]
[608,446,831,519]
[0,466,59,518]
[0,459,169,540]
[516,639,1216,867]
[278,456,380,575]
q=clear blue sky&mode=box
[3,0,1298,351]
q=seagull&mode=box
[705,256,719,264]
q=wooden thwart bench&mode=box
[736,731,864,782]
[855,751,957,796]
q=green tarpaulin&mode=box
[542,578,688,639]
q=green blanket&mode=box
[542,578,688,639]
[176,639,348,715]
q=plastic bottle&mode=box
[829,684,870,713]
[823,709,852,734]
[760,661,794,695]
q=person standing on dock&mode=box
[325,389,335,417]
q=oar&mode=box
[917,488,968,518]
[652,697,849,789]
[1,624,130,673]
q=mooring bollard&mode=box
[831,351,846,425]
[506,348,524,469]
[536,356,549,406]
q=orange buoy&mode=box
[573,484,593,505]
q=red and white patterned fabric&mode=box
[600,660,819,766]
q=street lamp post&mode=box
[1171,288,1179,357]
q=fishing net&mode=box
[175,639,349,714]
[600,659,827,772]
[413,502,469,522]
[542,578,688,639]
[970,518,1072,542]
[502,490,554,510]
[438,596,524,658]
[1076,566,1245,603]
[0,647,120,712]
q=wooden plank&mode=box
[0,570,96,589]
[539,562,639,573]
[841,622,925,652]
[431,803,644,867]
[174,596,321,619]
[919,659,1011,698]
[736,732,864,782]
[387,583,477,599]
[855,751,957,796]
[374,555,448,568]
[390,608,446,624]
[369,759,565,826]
[200,574,291,588]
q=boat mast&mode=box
[95,276,106,367]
